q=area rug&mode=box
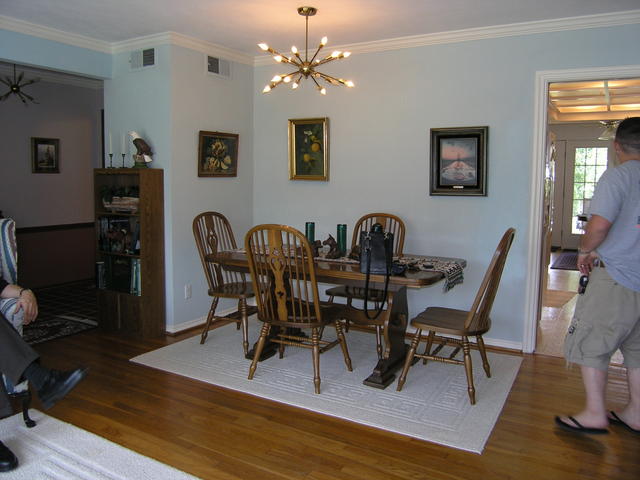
[550,251,578,270]
[23,315,98,345]
[131,324,522,454]
[0,410,199,479]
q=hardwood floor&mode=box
[20,326,639,480]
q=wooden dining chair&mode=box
[193,212,255,354]
[326,212,405,358]
[396,228,515,405]
[245,224,352,394]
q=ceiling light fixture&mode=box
[258,6,354,95]
[598,120,620,140]
[0,64,39,105]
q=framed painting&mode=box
[288,117,329,181]
[430,126,488,196]
[31,137,60,173]
[198,131,239,177]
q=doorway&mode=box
[524,66,640,355]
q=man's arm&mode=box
[577,214,612,275]
[0,283,38,325]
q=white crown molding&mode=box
[2,9,639,67]
[254,9,640,65]
[0,63,102,89]
[0,15,111,53]
[111,31,254,65]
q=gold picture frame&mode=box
[288,117,329,181]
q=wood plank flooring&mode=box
[20,328,639,480]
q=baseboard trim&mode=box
[165,306,238,335]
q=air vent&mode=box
[130,48,155,70]
[206,55,231,78]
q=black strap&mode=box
[362,243,390,321]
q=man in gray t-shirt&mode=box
[556,117,640,435]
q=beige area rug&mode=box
[131,324,522,454]
[0,411,199,479]
[543,289,577,309]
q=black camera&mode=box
[578,275,589,294]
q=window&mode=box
[571,147,608,234]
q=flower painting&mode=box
[430,126,488,196]
[288,118,329,181]
[198,131,239,177]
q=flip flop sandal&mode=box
[555,416,609,435]
[608,411,640,435]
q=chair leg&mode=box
[334,321,352,371]
[462,336,476,405]
[248,323,270,380]
[238,298,249,356]
[422,330,435,365]
[375,325,383,360]
[200,297,219,344]
[311,328,321,394]
[476,335,491,378]
[397,329,422,391]
[20,391,36,428]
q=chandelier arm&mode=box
[309,44,325,65]
[21,91,36,102]
[17,92,27,105]
[315,55,339,67]
[316,72,345,86]
[292,52,305,65]
[0,91,11,101]
[21,79,39,87]
[310,76,322,89]
[0,78,11,87]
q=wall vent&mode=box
[206,55,231,79]
[130,48,155,70]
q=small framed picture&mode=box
[31,137,60,173]
[288,117,329,181]
[430,126,488,196]
[198,131,239,177]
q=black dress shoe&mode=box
[37,367,88,410]
[0,441,18,472]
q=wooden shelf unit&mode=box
[94,168,165,337]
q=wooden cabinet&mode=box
[94,168,165,337]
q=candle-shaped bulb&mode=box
[345,80,355,87]
[343,51,351,58]
[320,36,327,46]
[291,46,298,54]
[262,85,271,93]
[258,43,269,51]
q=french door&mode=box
[558,141,611,250]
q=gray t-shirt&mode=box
[589,159,640,291]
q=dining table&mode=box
[210,250,466,389]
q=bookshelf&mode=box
[94,168,165,337]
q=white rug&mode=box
[132,324,522,454]
[0,411,199,479]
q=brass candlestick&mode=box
[108,153,114,168]
[121,153,126,168]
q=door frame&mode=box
[523,64,640,353]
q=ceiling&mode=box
[2,1,639,123]
[549,78,640,123]
[1,0,639,55]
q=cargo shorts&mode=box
[564,267,640,370]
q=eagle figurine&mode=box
[129,131,153,164]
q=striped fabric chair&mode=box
[0,218,35,427]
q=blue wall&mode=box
[252,24,640,345]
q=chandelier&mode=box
[258,6,354,95]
